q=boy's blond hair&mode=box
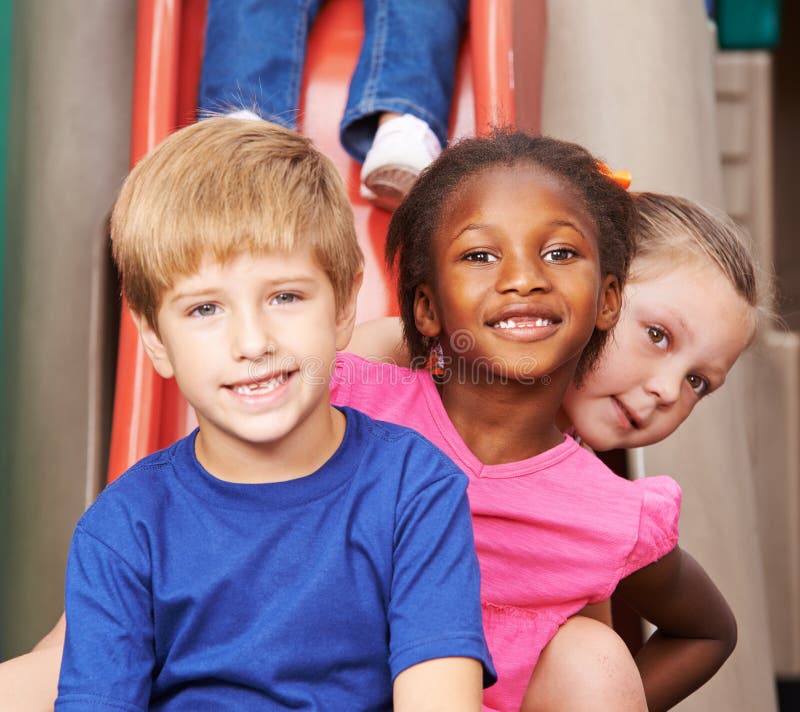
[111,117,363,328]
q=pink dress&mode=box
[331,353,681,711]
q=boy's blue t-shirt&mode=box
[56,406,495,711]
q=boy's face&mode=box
[136,248,358,479]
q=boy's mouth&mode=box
[228,373,290,395]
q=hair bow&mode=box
[597,161,632,190]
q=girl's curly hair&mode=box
[386,128,636,381]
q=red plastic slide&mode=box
[107,0,543,483]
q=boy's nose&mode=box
[497,254,550,295]
[232,311,276,361]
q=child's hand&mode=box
[615,546,737,711]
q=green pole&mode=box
[0,0,12,659]
[0,0,10,342]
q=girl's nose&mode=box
[497,253,550,295]
[645,371,682,407]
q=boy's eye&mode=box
[543,247,577,263]
[687,374,709,397]
[463,251,497,263]
[646,326,669,350]
[270,292,299,305]
[190,303,219,318]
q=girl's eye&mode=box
[687,374,709,397]
[646,326,669,350]
[543,247,577,263]
[270,292,299,305]
[463,251,497,263]
[190,304,219,318]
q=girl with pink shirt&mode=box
[332,131,740,711]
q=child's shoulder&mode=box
[78,434,192,528]
[555,442,683,579]
[331,352,434,427]
[341,404,454,459]
[333,350,420,385]
[561,440,682,519]
[339,406,466,488]
[619,474,683,578]
[567,440,679,491]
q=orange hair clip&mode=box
[597,161,632,190]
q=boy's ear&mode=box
[413,284,442,339]
[334,272,364,350]
[132,310,175,379]
[596,275,622,332]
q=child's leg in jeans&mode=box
[197,0,325,126]
[521,616,646,712]
[339,0,468,161]
[0,617,63,711]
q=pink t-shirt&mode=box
[331,353,681,712]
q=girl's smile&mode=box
[487,304,561,341]
[610,395,640,431]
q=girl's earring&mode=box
[425,339,445,378]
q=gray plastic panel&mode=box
[541,2,777,709]
[0,0,135,656]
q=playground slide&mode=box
[106,0,542,483]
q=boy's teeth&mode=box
[233,374,288,395]
[495,318,552,329]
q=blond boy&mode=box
[54,118,494,711]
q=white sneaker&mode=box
[226,109,262,121]
[360,114,442,212]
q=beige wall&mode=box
[1,0,135,656]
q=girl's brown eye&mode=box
[464,251,496,263]
[687,374,709,397]
[646,326,667,349]
[543,247,577,263]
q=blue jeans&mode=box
[198,0,468,161]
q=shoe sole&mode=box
[363,165,420,212]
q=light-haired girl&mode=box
[560,190,767,451]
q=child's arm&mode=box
[615,545,737,711]
[0,614,65,711]
[347,316,409,365]
[0,644,62,711]
[394,657,483,711]
[32,613,67,651]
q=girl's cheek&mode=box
[665,395,698,435]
